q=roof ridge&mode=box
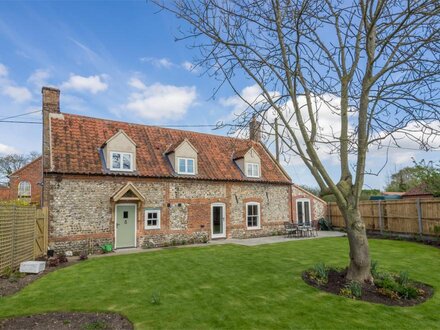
[60,112,254,144]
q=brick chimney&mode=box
[41,87,60,205]
[249,116,262,142]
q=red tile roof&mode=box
[403,184,432,197]
[48,113,291,184]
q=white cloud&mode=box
[0,143,17,154]
[61,74,108,94]
[27,69,51,87]
[122,79,197,121]
[181,61,199,73]
[0,63,8,77]
[140,57,174,69]
[1,85,32,103]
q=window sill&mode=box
[145,227,161,230]
[246,226,261,230]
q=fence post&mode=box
[11,205,16,270]
[416,198,423,236]
[378,201,383,234]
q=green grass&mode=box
[0,238,439,329]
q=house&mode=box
[291,185,327,225]
[41,87,293,252]
[402,184,434,199]
[0,157,42,204]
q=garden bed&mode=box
[0,312,133,329]
[303,263,433,306]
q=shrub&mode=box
[397,285,419,300]
[57,252,68,264]
[47,257,59,267]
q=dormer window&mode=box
[246,163,260,178]
[177,157,195,175]
[111,152,133,171]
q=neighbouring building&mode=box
[291,184,327,225]
[402,184,435,199]
[41,87,294,252]
[0,157,42,204]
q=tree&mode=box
[0,152,40,184]
[413,160,440,197]
[152,0,440,281]
[385,166,421,192]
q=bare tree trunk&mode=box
[343,206,373,283]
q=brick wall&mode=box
[45,175,290,252]
[8,157,42,204]
[291,185,327,223]
[0,186,10,201]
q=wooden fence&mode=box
[0,205,48,274]
[328,199,440,236]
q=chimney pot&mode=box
[42,87,60,113]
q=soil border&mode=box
[302,269,434,307]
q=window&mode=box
[110,152,133,171]
[18,181,31,197]
[297,199,311,226]
[246,163,260,178]
[177,157,195,175]
[246,202,260,229]
[145,209,161,229]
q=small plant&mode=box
[83,320,107,330]
[79,251,89,261]
[57,252,68,264]
[306,262,329,286]
[347,281,362,299]
[151,291,161,305]
[371,260,379,279]
[377,287,400,300]
[397,271,409,286]
[339,287,353,298]
[47,257,59,267]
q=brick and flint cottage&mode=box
[42,87,297,252]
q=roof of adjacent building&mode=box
[48,113,291,184]
[403,183,433,197]
[10,156,42,176]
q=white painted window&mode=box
[177,157,195,175]
[246,163,260,178]
[110,152,133,171]
[145,209,161,229]
[246,202,260,229]
[18,181,31,197]
[297,198,311,226]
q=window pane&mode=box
[179,159,186,173]
[122,154,131,169]
[112,153,121,169]
[304,201,310,225]
[187,159,194,173]
[297,201,303,224]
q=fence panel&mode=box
[0,205,47,274]
[329,199,440,236]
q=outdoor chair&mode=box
[284,222,298,238]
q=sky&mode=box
[0,0,438,190]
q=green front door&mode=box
[115,204,136,248]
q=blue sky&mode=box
[0,1,438,190]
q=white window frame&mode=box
[110,151,133,172]
[144,209,161,230]
[246,162,260,178]
[18,181,31,197]
[177,157,195,175]
[296,198,312,226]
[246,202,261,230]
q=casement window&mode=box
[297,198,311,226]
[246,163,260,178]
[145,209,161,229]
[177,157,195,175]
[18,181,31,197]
[246,202,260,229]
[110,152,133,171]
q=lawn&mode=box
[0,238,439,329]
